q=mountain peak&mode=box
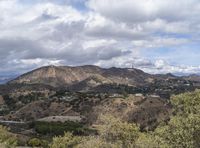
[9,65,151,87]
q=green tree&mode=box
[151,90,200,148]
[153,114,200,148]
[171,89,200,115]
[97,114,140,147]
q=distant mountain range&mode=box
[0,75,17,84]
[5,65,200,99]
[8,65,200,88]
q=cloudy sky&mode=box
[0,0,200,75]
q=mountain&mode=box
[9,65,153,87]
[154,73,177,80]
[182,74,200,82]
[7,65,200,98]
[0,75,17,84]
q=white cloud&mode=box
[88,0,200,22]
[0,0,200,75]
[132,37,189,48]
[95,57,200,74]
[82,39,116,49]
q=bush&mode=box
[51,132,82,148]
[76,136,119,148]
[28,138,48,147]
[171,89,200,115]
[97,114,140,147]
[0,125,18,148]
[150,90,200,148]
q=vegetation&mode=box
[1,90,200,147]
[35,121,94,136]
[0,125,17,148]
[50,90,200,148]
[50,115,141,148]
[51,132,82,148]
[28,138,49,148]
[152,90,200,148]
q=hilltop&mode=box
[7,65,200,98]
[9,65,153,87]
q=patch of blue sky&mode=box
[17,0,89,12]
[141,42,200,66]
[17,0,43,5]
[153,31,192,39]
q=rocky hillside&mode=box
[2,92,171,130]
[9,65,153,87]
[7,65,200,98]
[182,74,200,82]
[87,94,171,130]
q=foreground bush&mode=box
[97,114,140,147]
[171,89,200,115]
[28,138,49,148]
[51,132,82,148]
[0,125,18,148]
[76,136,119,148]
[152,90,200,148]
[154,114,200,148]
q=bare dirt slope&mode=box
[9,65,153,87]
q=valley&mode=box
[0,65,200,147]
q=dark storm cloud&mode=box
[0,37,130,68]
[0,38,44,59]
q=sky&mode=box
[0,0,200,75]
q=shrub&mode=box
[97,114,140,147]
[51,132,82,148]
[28,138,48,147]
[0,125,18,148]
[76,136,119,148]
[171,89,200,115]
[153,113,200,148]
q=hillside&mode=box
[1,65,200,147]
[9,65,153,87]
[6,65,200,99]
[2,93,171,130]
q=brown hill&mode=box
[3,94,171,130]
[182,74,200,82]
[86,94,171,130]
[9,65,153,87]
